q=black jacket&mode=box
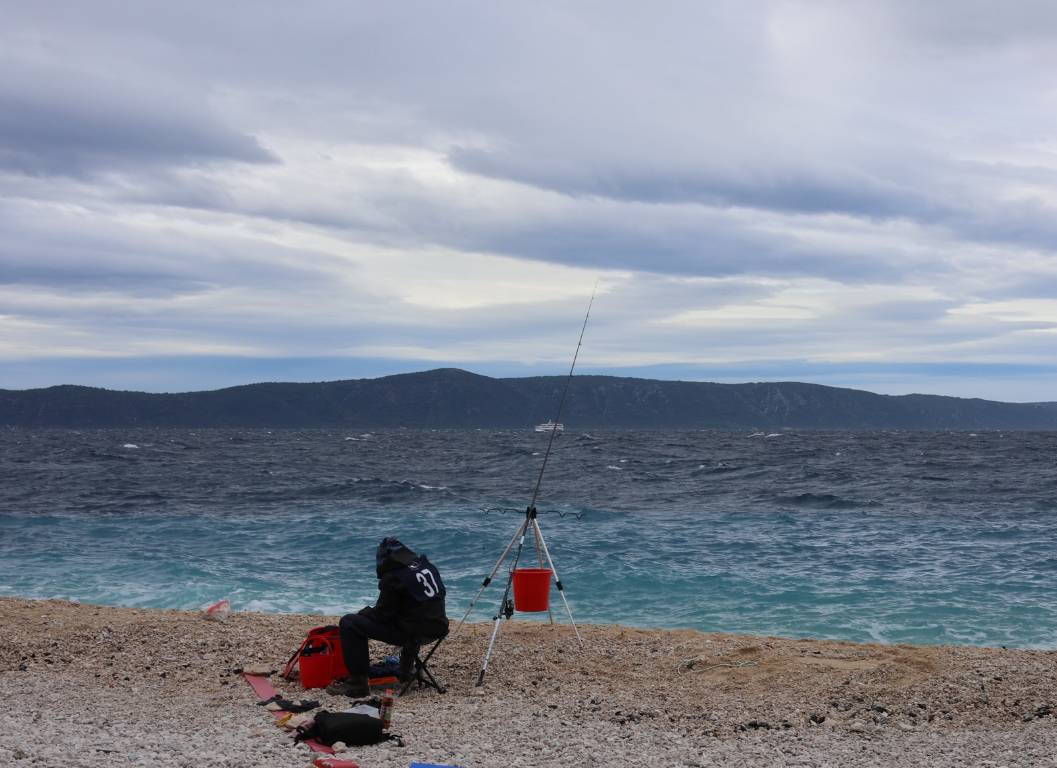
[361,539,448,639]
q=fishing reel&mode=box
[494,598,515,621]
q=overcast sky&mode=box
[3,1,1057,401]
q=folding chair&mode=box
[398,630,448,697]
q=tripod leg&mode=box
[533,518,584,648]
[532,520,555,625]
[476,602,507,687]
[454,518,526,636]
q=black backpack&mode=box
[295,710,401,747]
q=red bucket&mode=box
[300,646,336,689]
[297,631,348,689]
[512,568,553,612]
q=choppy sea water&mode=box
[2,428,1056,649]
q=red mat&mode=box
[243,673,343,758]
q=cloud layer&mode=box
[2,1,1057,400]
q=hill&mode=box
[1,368,1055,429]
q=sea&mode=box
[2,428,1055,649]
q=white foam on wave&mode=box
[418,484,448,491]
[122,443,139,449]
[606,465,622,470]
[240,596,370,616]
[863,621,892,644]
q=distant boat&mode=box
[534,421,564,433]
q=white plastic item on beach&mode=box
[203,599,231,622]
[342,703,380,718]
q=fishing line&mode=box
[527,282,597,511]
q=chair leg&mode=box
[398,636,446,697]
[418,659,446,693]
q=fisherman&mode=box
[327,537,449,697]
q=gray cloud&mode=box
[0,48,274,177]
[448,146,941,220]
[451,211,897,281]
[876,0,1057,49]
[0,194,345,299]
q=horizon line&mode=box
[5,366,1056,406]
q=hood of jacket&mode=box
[375,537,417,577]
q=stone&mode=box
[241,664,273,676]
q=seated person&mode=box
[327,537,448,697]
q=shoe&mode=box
[325,675,370,697]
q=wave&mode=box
[775,493,882,510]
[86,449,138,462]
[692,463,744,475]
[234,477,458,503]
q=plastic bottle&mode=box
[378,688,394,730]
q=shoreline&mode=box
[2,598,1055,767]
[5,594,1050,654]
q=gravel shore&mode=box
[1,598,1055,767]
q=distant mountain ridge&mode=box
[1,368,1055,430]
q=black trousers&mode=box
[338,612,413,677]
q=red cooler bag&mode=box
[282,625,349,689]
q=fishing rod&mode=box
[529,283,596,509]
[455,286,597,676]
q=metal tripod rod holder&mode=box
[475,506,583,687]
[453,519,526,637]
[467,287,596,686]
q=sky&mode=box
[2,1,1057,401]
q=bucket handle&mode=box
[281,636,335,680]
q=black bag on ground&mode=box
[295,710,396,747]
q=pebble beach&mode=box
[1,598,1055,767]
